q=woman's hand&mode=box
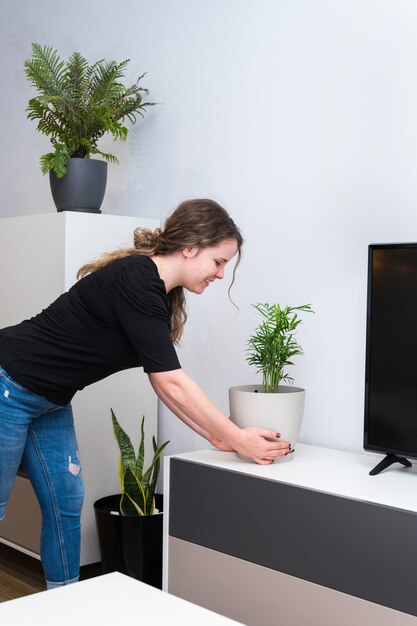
[233,427,291,465]
[149,370,291,464]
[210,429,291,463]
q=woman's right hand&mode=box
[234,427,291,465]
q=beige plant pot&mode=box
[229,384,305,462]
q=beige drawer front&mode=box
[0,475,41,556]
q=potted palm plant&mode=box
[24,43,154,213]
[94,411,169,588]
[229,303,314,461]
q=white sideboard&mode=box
[0,212,159,565]
[164,444,417,626]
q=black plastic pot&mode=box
[94,493,163,589]
[49,158,108,213]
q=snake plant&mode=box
[111,410,169,516]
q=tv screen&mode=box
[364,244,417,474]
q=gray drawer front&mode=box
[169,458,417,616]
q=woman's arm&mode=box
[148,369,289,464]
[149,375,235,451]
[149,374,214,440]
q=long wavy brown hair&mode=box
[77,199,244,344]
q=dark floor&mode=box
[0,543,102,602]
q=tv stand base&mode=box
[369,453,412,476]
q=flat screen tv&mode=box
[365,243,417,475]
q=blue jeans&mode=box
[0,366,84,587]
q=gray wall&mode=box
[2,1,417,460]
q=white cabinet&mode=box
[0,212,159,565]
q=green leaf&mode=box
[111,408,136,486]
[24,43,156,174]
[120,466,146,515]
[246,303,314,392]
[125,492,145,516]
[111,410,169,516]
[138,415,146,475]
[142,438,170,512]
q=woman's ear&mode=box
[182,246,199,259]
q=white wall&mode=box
[2,0,417,465]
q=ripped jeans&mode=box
[0,366,84,587]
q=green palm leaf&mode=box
[24,43,155,177]
[246,303,314,392]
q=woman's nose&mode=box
[216,266,225,279]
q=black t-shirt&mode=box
[0,256,181,405]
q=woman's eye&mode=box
[215,260,221,267]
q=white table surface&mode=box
[0,572,243,625]
[168,443,417,513]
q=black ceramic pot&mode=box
[94,493,163,589]
[49,158,108,213]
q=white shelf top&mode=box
[169,443,417,513]
[0,573,242,625]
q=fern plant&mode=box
[246,303,314,393]
[111,410,169,516]
[24,43,154,177]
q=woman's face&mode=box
[182,238,238,294]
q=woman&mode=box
[0,198,289,589]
